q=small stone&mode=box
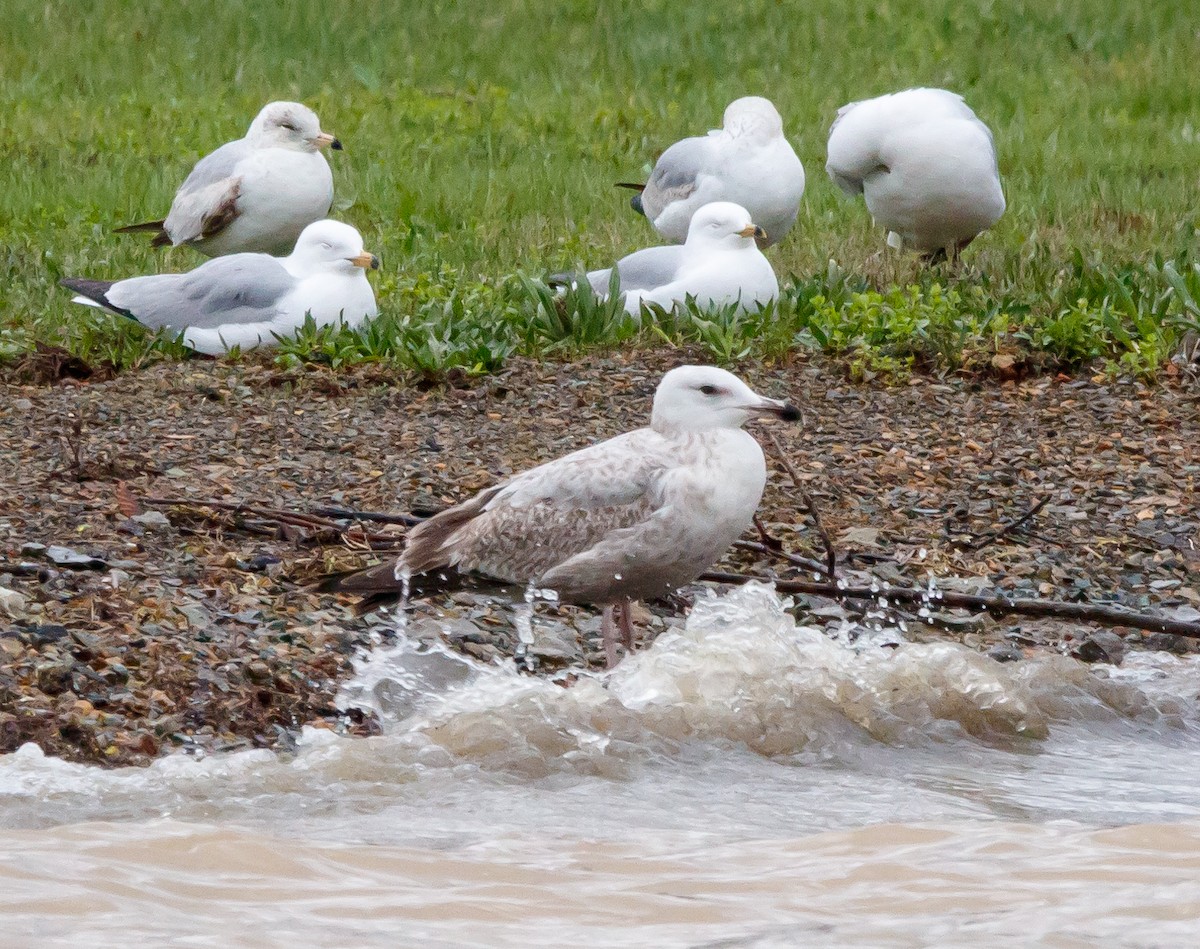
[0,587,28,618]
[131,511,171,529]
[12,398,33,411]
[1071,631,1127,665]
[20,542,46,555]
[45,546,108,570]
[987,643,1025,663]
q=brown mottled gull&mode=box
[322,365,800,666]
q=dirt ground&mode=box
[2,350,1198,765]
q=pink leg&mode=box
[618,598,635,651]
[601,605,619,668]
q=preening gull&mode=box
[826,87,1005,260]
[620,96,806,247]
[321,365,800,666]
[61,219,378,355]
[575,202,779,316]
[116,101,342,257]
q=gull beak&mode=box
[746,396,802,423]
[315,132,343,151]
[738,224,768,241]
[349,252,380,270]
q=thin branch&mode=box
[699,570,1200,640]
[309,506,426,527]
[765,430,837,578]
[957,495,1052,552]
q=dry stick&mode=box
[310,506,425,527]
[142,497,400,546]
[733,539,831,578]
[698,570,1200,640]
[959,495,1052,552]
[765,430,837,579]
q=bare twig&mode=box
[959,495,1052,552]
[699,570,1200,640]
[310,506,426,527]
[765,430,837,579]
[733,539,831,577]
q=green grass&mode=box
[3,0,1200,378]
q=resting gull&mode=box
[321,365,800,666]
[116,101,342,257]
[620,96,806,247]
[572,202,779,316]
[826,87,1005,260]
[61,219,378,355]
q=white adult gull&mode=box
[321,365,801,666]
[61,219,378,355]
[572,202,779,316]
[117,101,342,257]
[825,87,1005,261]
[620,96,806,247]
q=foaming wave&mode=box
[392,582,1200,766]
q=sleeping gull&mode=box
[321,365,800,666]
[620,96,806,247]
[570,202,779,316]
[61,219,378,355]
[826,87,1005,261]
[116,101,342,257]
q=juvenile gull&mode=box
[61,220,378,355]
[576,202,779,316]
[826,87,1005,260]
[621,96,806,247]
[322,365,800,666]
[116,101,342,257]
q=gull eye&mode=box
[320,241,332,250]
[698,384,720,396]
[281,121,299,132]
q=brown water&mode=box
[2,584,1199,947]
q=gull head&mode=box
[684,202,768,249]
[652,365,800,433]
[722,96,785,141]
[248,101,342,152]
[289,220,380,273]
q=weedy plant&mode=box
[4,0,1199,382]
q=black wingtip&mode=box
[630,192,645,216]
[60,278,137,321]
[779,404,802,423]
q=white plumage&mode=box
[118,101,341,257]
[585,202,779,316]
[629,96,806,247]
[62,220,378,355]
[826,87,1005,258]
[325,365,801,666]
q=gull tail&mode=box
[59,278,139,322]
[113,220,171,247]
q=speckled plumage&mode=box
[325,367,801,664]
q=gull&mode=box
[619,96,806,247]
[573,202,779,316]
[321,365,800,667]
[116,101,342,257]
[61,219,378,355]
[826,87,1005,261]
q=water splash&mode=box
[390,563,412,636]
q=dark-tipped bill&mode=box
[315,132,343,150]
[739,224,768,241]
[350,252,381,270]
[748,396,801,423]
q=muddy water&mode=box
[2,583,1199,947]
